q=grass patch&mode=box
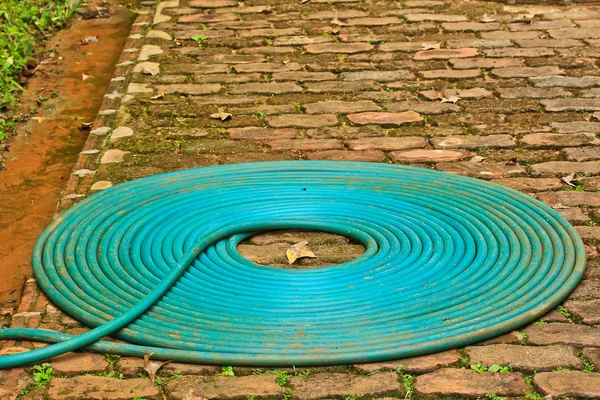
[0,0,80,139]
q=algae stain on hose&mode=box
[0,0,138,304]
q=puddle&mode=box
[0,0,137,304]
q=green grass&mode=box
[0,0,80,139]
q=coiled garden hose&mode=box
[0,161,585,369]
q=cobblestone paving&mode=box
[2,0,600,399]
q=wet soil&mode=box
[0,0,137,304]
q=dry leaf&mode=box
[80,36,99,45]
[505,157,518,166]
[151,93,165,100]
[470,155,486,163]
[421,42,441,50]
[286,241,317,264]
[183,389,208,400]
[480,14,497,23]
[298,0,310,3]
[143,354,171,382]
[552,203,570,210]
[441,95,461,104]
[31,116,46,123]
[210,112,232,121]
[141,66,158,76]
[330,25,341,34]
[282,59,291,64]
[434,85,448,100]
[82,73,94,81]
[512,13,536,23]
[561,173,577,187]
[80,122,94,130]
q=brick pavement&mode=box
[2,0,600,398]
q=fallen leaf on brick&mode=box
[210,112,232,121]
[331,25,341,34]
[552,204,570,209]
[512,13,536,23]
[151,93,165,100]
[480,14,497,23]
[505,157,518,166]
[82,73,93,81]
[470,156,486,163]
[80,36,99,45]
[80,122,94,130]
[298,0,310,3]
[143,354,171,382]
[421,42,442,50]
[441,95,461,104]
[331,11,347,26]
[183,389,207,400]
[286,241,317,264]
[561,173,577,187]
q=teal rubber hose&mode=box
[0,161,586,368]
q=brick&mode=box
[466,344,583,371]
[537,191,600,207]
[577,226,600,243]
[446,39,511,48]
[420,88,493,99]
[523,323,600,346]
[343,70,412,82]
[164,64,229,74]
[559,206,592,224]
[290,373,402,400]
[51,353,109,374]
[530,76,600,88]
[268,139,343,151]
[550,28,600,39]
[304,101,380,114]
[183,140,262,155]
[532,162,600,177]
[48,376,160,400]
[211,21,270,30]
[585,348,600,369]
[173,30,233,40]
[415,369,531,397]
[431,135,515,150]
[165,375,284,399]
[492,178,564,192]
[306,150,386,162]
[481,31,539,40]
[420,69,480,79]
[534,371,600,398]
[391,149,470,163]
[233,63,301,73]
[485,47,555,58]
[347,17,403,26]
[239,28,302,38]
[552,121,600,133]
[119,357,219,376]
[229,127,296,141]
[563,147,600,161]
[229,83,302,94]
[442,22,502,31]
[414,48,478,60]
[564,299,600,324]
[541,99,600,112]
[449,58,524,70]
[498,87,573,99]
[347,112,423,126]
[346,136,427,151]
[178,13,238,23]
[154,84,221,95]
[385,101,460,114]
[304,43,373,54]
[189,0,237,7]
[509,19,576,31]
[436,162,526,179]
[516,39,584,48]
[492,66,564,78]
[380,42,427,52]
[304,81,377,93]
[405,14,468,22]
[569,279,600,299]
[273,36,332,46]
[193,72,258,83]
[272,72,336,82]
[266,114,338,128]
[355,350,460,373]
[522,133,600,148]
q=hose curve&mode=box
[0,161,585,368]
